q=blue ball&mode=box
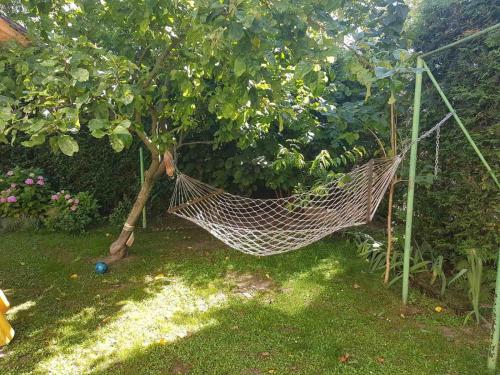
[95,262,108,274]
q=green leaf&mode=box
[57,135,79,156]
[91,129,106,138]
[21,134,46,147]
[393,49,411,62]
[234,57,246,78]
[88,119,109,131]
[0,106,12,123]
[112,125,130,136]
[295,61,313,79]
[374,67,395,79]
[49,137,59,153]
[227,24,245,41]
[117,86,134,105]
[71,68,90,82]
[117,119,131,128]
[109,134,125,152]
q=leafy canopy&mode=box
[1,1,346,152]
[0,0,410,191]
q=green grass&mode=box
[0,227,490,374]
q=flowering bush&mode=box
[43,191,100,233]
[0,167,50,218]
[1,167,100,233]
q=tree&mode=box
[0,0,409,261]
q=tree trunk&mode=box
[106,156,162,263]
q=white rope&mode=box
[169,157,401,256]
[167,114,452,256]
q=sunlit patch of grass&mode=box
[5,300,36,320]
[37,279,227,374]
[0,228,490,374]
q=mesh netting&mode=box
[169,156,402,256]
[165,113,452,256]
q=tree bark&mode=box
[106,156,163,263]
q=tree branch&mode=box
[143,35,183,88]
[177,140,214,149]
[133,127,158,157]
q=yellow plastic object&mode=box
[0,290,14,346]
[0,314,14,346]
[0,290,10,314]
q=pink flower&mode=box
[10,183,17,188]
[0,197,6,203]
[6,171,13,176]
[51,194,59,201]
[70,205,78,211]
[36,180,45,186]
[37,175,44,180]
[6,196,17,203]
[25,178,34,185]
[68,198,74,204]
[74,199,80,204]
[64,194,71,200]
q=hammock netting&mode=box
[169,156,401,256]
[167,113,452,256]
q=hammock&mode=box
[168,113,452,256]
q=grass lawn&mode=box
[0,226,490,374]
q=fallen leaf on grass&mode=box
[70,274,78,279]
[339,353,351,363]
[377,357,385,364]
[353,283,360,289]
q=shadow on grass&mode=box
[0,227,487,374]
[0,227,353,374]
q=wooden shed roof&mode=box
[0,14,28,46]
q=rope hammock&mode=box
[168,113,452,256]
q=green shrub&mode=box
[43,191,100,233]
[408,0,499,263]
[108,196,132,227]
[0,131,141,215]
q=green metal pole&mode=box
[422,61,500,188]
[488,249,500,372]
[402,57,423,305]
[139,147,147,229]
[420,23,500,58]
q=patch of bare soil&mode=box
[170,359,193,374]
[225,271,278,298]
[399,305,423,317]
[415,321,485,344]
[241,368,264,375]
